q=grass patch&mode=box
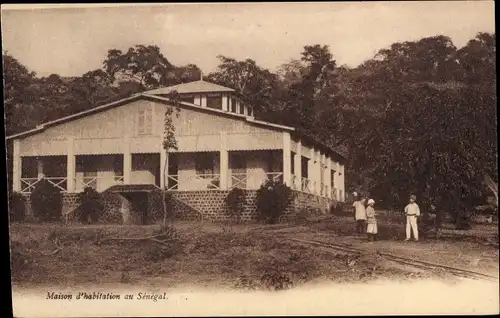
[10,223,416,290]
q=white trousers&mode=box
[406,215,419,240]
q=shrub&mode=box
[256,180,293,224]
[30,178,63,222]
[8,191,26,222]
[78,187,105,224]
[149,189,174,224]
[225,187,245,223]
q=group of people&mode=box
[352,192,421,242]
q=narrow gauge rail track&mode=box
[279,236,499,282]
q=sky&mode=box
[1,2,495,78]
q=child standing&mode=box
[404,194,421,241]
[352,195,367,234]
[366,199,378,241]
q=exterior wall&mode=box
[13,97,345,197]
[18,99,284,157]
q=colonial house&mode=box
[7,79,346,223]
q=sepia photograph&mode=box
[2,2,498,317]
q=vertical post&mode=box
[335,162,340,200]
[340,164,345,202]
[219,131,228,190]
[67,137,75,192]
[123,135,131,184]
[37,157,44,180]
[294,140,302,190]
[309,147,315,193]
[160,136,167,189]
[222,94,228,112]
[326,156,332,198]
[282,132,292,187]
[317,152,321,194]
[12,139,21,192]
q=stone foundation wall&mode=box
[19,189,338,224]
[171,190,336,222]
[20,192,142,224]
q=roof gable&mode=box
[144,80,235,95]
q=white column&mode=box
[282,132,292,187]
[315,150,321,195]
[12,139,21,192]
[309,147,315,193]
[160,137,168,189]
[219,131,228,190]
[37,157,44,180]
[123,136,131,184]
[222,94,229,112]
[340,164,345,202]
[294,141,302,190]
[335,162,340,200]
[66,137,75,192]
[201,95,207,107]
[326,157,332,198]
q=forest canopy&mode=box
[3,33,497,218]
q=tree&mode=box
[70,69,115,109]
[161,91,181,227]
[3,52,38,135]
[277,45,339,131]
[103,45,176,90]
[207,55,281,121]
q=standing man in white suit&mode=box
[404,194,421,242]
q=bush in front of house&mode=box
[256,179,293,224]
[225,187,246,223]
[78,187,105,224]
[30,178,63,222]
[8,191,26,222]
[149,189,174,224]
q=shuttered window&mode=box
[137,106,153,135]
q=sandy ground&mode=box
[9,216,500,316]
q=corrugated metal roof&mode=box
[144,80,235,95]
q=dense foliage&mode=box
[4,32,496,225]
[8,191,26,222]
[225,187,246,223]
[30,178,63,222]
[256,180,293,223]
[78,187,105,224]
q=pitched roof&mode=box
[6,81,347,162]
[144,80,235,95]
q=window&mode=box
[248,107,253,117]
[179,95,195,104]
[195,153,215,176]
[231,98,237,113]
[301,157,309,179]
[331,170,336,187]
[239,103,245,115]
[291,152,295,175]
[207,96,222,110]
[137,106,153,135]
